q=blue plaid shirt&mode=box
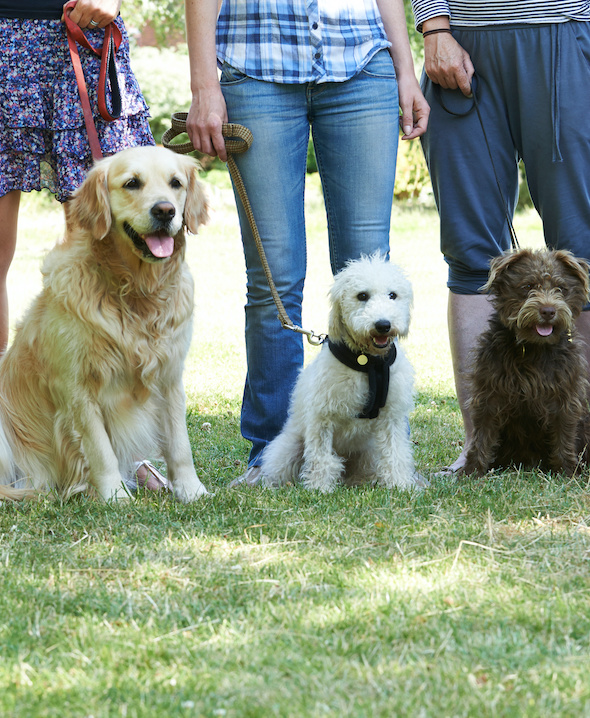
[216,0,391,84]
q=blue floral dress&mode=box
[0,16,154,201]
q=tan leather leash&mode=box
[162,112,325,345]
[64,0,122,160]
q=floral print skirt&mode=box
[0,16,154,201]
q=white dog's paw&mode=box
[301,454,344,493]
[301,467,340,493]
[378,468,428,491]
[302,476,338,493]
[172,477,210,502]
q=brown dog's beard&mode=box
[490,251,587,345]
[498,291,575,345]
[463,248,590,476]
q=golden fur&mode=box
[0,146,209,501]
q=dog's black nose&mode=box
[151,202,176,222]
[540,305,556,321]
[374,319,391,334]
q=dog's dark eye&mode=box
[123,177,141,190]
[357,292,369,302]
[170,177,183,189]
[389,292,397,300]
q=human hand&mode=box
[424,32,474,97]
[185,86,229,162]
[398,75,430,140]
[62,0,122,29]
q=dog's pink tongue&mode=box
[536,324,554,337]
[144,235,174,258]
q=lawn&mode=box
[2,171,590,718]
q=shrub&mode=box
[131,45,192,144]
[394,137,431,200]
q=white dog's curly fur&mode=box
[261,254,422,492]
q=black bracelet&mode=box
[423,28,453,38]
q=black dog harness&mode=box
[327,338,397,419]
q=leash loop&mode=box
[434,73,520,251]
[163,112,327,346]
[64,0,122,160]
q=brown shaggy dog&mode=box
[462,248,590,477]
[0,146,209,502]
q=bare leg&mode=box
[446,291,493,472]
[0,191,20,355]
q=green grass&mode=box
[3,177,590,718]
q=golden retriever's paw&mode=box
[99,486,134,503]
[172,477,210,503]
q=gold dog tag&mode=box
[357,354,368,366]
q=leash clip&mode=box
[282,322,327,346]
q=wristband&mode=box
[423,28,453,38]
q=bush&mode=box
[131,45,192,144]
[394,137,431,200]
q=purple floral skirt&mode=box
[0,16,155,201]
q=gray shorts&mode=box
[421,21,590,294]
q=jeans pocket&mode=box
[220,62,250,85]
[360,48,396,79]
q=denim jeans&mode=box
[220,49,399,465]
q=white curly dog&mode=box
[260,254,425,492]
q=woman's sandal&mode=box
[125,460,171,492]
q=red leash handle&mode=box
[64,0,123,159]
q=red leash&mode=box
[64,0,122,159]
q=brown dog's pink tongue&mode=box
[144,235,174,258]
[536,324,553,337]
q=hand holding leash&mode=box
[163,114,326,345]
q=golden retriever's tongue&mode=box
[144,235,174,258]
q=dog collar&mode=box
[327,338,397,419]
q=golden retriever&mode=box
[0,146,209,502]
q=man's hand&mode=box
[424,31,474,97]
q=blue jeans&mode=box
[220,49,399,465]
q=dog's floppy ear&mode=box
[66,159,112,240]
[180,156,209,234]
[328,275,347,341]
[554,250,590,300]
[482,249,533,294]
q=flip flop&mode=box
[125,460,171,492]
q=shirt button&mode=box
[314,52,321,59]
[312,22,318,29]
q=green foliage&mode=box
[394,137,431,200]
[131,45,192,145]
[405,0,425,66]
[306,139,318,173]
[124,0,186,47]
